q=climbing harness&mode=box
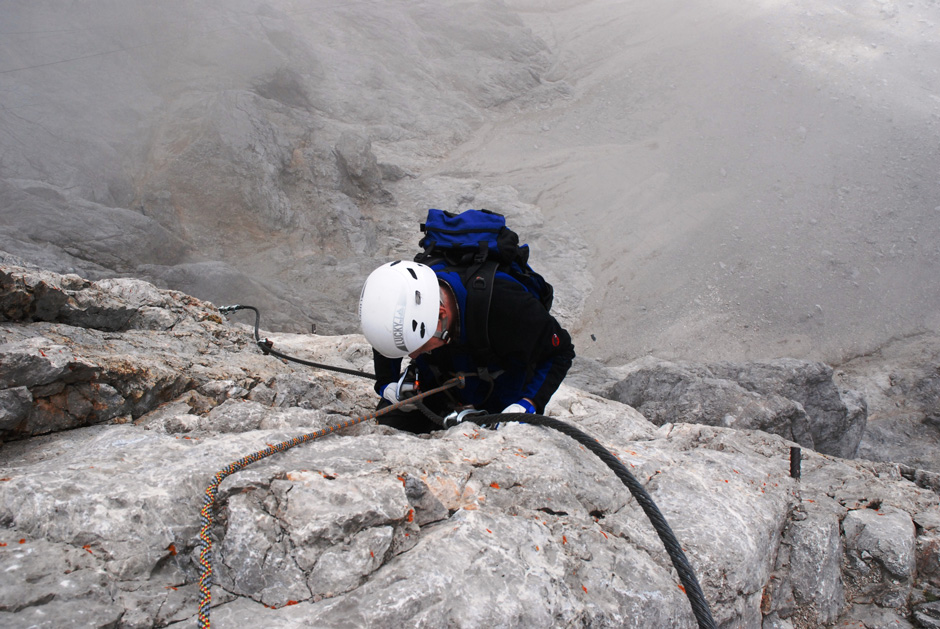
[196,376,465,629]
[219,305,377,380]
[200,305,716,628]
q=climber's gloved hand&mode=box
[381,367,419,411]
[443,408,487,428]
[502,399,536,414]
[490,399,536,429]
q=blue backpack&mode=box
[414,208,554,363]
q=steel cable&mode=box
[219,305,377,380]
[210,304,714,626]
[419,406,718,629]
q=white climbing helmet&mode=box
[359,260,440,358]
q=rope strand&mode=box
[195,377,463,628]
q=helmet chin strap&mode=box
[432,308,451,343]
[432,284,455,344]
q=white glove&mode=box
[381,370,418,411]
[502,399,535,414]
[490,400,535,430]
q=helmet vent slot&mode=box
[408,268,418,280]
[420,322,426,337]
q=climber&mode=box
[358,258,575,433]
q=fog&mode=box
[444,0,940,364]
[2,0,939,366]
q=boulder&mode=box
[706,359,868,459]
[836,335,940,473]
[764,500,845,626]
[843,507,916,608]
[334,132,387,200]
[608,357,867,458]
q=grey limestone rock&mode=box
[0,387,31,430]
[832,603,915,628]
[843,507,917,608]
[608,356,868,458]
[0,0,569,341]
[762,614,795,629]
[914,600,940,629]
[0,264,303,440]
[334,132,386,199]
[836,335,940,474]
[609,357,817,450]
[706,359,868,459]
[764,500,845,626]
[2,265,940,628]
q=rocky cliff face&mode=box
[3,262,940,629]
[603,356,868,460]
[0,0,576,338]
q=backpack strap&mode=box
[464,259,498,366]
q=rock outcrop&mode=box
[836,335,940,474]
[2,264,939,629]
[606,356,868,460]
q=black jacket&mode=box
[373,269,574,414]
